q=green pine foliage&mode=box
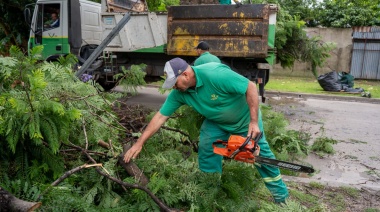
[259,199,309,211]
[0,45,327,210]
[0,46,138,210]
[172,105,205,141]
[119,128,263,211]
[114,64,147,95]
[39,184,99,212]
[261,104,314,175]
[310,126,338,156]
[271,130,310,159]
[261,104,289,142]
[311,136,338,156]
[0,178,42,202]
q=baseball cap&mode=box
[195,41,209,50]
[162,58,189,89]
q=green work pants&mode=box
[198,116,289,203]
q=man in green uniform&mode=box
[194,41,221,66]
[124,58,288,203]
[219,0,242,5]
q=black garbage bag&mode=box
[317,71,342,91]
[344,87,364,93]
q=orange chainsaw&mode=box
[213,133,315,173]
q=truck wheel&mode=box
[97,79,117,91]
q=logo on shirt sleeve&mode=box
[211,94,218,100]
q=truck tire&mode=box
[97,79,117,91]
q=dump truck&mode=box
[24,0,278,99]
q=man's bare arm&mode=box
[124,111,169,163]
[245,81,260,138]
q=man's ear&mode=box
[182,69,191,79]
[182,70,189,77]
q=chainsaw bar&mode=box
[213,134,315,173]
[255,156,315,173]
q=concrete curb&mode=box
[265,90,380,104]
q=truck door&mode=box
[33,3,63,60]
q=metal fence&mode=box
[350,27,380,80]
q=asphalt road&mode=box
[116,86,380,191]
[266,93,380,191]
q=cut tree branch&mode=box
[51,164,102,186]
[118,143,149,186]
[69,143,179,212]
[37,164,102,201]
[0,187,41,211]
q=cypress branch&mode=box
[69,143,180,212]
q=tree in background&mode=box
[0,0,35,55]
[246,0,336,76]
[146,0,180,11]
[275,11,336,77]
[250,0,380,28]
[316,0,380,28]
[277,0,319,27]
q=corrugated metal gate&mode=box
[350,27,380,80]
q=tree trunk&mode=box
[0,187,41,211]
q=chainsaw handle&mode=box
[231,132,257,158]
[212,140,226,148]
[228,134,252,159]
[238,133,253,151]
[228,132,263,159]
[252,132,263,152]
[240,132,262,151]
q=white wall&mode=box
[273,28,353,77]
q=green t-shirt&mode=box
[160,62,250,133]
[194,52,221,66]
[218,0,231,4]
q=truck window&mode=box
[36,3,60,32]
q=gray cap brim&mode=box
[162,77,177,89]
[162,61,177,89]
